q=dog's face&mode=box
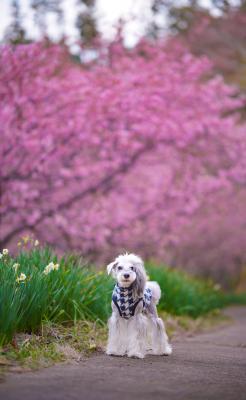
[107,253,146,292]
[112,262,137,287]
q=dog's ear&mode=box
[107,261,118,275]
[134,263,147,297]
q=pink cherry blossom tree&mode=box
[1,40,245,278]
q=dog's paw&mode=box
[106,350,125,357]
[127,351,145,359]
[151,344,172,356]
[163,344,172,356]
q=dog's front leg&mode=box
[127,313,147,359]
[107,305,127,356]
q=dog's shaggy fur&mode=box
[106,253,172,359]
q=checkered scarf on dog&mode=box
[112,284,152,319]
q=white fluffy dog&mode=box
[106,253,172,359]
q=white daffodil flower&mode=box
[16,273,27,283]
[43,262,59,275]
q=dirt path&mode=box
[1,307,246,400]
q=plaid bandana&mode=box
[112,283,152,319]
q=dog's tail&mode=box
[146,281,161,305]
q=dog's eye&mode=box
[118,266,123,270]
[130,266,134,271]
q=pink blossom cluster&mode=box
[1,41,245,277]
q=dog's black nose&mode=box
[124,273,130,279]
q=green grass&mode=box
[146,263,226,318]
[0,246,112,345]
[0,244,245,346]
[146,263,246,318]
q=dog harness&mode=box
[112,284,152,319]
